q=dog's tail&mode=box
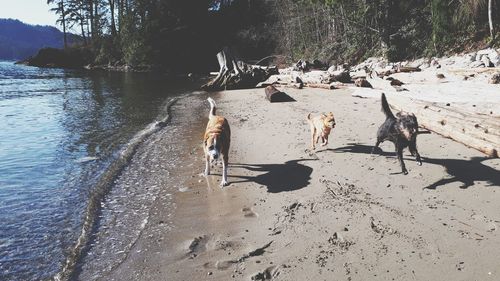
[207,97,216,117]
[381,93,395,119]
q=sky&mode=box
[0,0,59,27]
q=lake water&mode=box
[0,61,198,280]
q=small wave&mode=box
[75,157,99,163]
[53,95,184,281]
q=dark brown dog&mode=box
[307,112,336,150]
[203,97,231,186]
[373,93,422,174]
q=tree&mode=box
[48,0,68,48]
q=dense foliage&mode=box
[47,0,499,70]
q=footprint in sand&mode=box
[186,235,209,259]
[242,207,259,218]
[251,265,281,280]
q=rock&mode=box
[327,65,337,75]
[470,60,486,68]
[293,59,311,72]
[354,78,372,88]
[436,73,445,79]
[330,70,351,83]
[481,56,494,67]
[476,48,500,66]
[390,79,404,86]
[430,58,440,67]
[466,52,476,62]
[419,62,430,69]
[489,73,500,84]
[488,51,500,67]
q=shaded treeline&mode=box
[48,0,499,71]
[273,0,499,64]
[47,0,275,72]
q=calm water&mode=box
[0,61,196,280]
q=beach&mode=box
[80,86,500,281]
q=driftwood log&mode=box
[264,85,295,102]
[387,95,499,157]
[202,47,278,91]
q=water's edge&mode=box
[54,94,188,281]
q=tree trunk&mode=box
[61,0,67,48]
[489,0,495,41]
[80,15,87,45]
[109,0,117,36]
[89,0,94,40]
[93,0,99,39]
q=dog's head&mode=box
[205,134,221,161]
[396,111,418,141]
[322,112,336,128]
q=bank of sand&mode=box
[101,87,500,281]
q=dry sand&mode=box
[98,87,500,281]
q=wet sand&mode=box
[95,87,499,281]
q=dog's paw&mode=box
[417,161,423,166]
[403,170,409,175]
[220,180,229,187]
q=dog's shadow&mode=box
[230,159,313,193]
[423,156,500,189]
[332,143,500,189]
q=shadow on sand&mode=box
[231,159,313,193]
[331,143,500,189]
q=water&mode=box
[0,61,199,280]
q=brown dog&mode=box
[307,112,336,150]
[203,97,231,186]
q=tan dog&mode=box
[203,97,231,186]
[307,112,336,150]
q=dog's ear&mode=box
[321,113,327,118]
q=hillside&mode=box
[0,18,78,60]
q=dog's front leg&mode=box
[396,144,408,175]
[220,154,229,187]
[204,154,211,176]
[310,128,316,150]
[409,141,422,166]
[371,139,381,154]
[321,134,329,146]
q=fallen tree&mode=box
[202,47,278,91]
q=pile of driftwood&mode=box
[202,49,386,91]
[202,47,278,91]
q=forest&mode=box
[48,0,499,72]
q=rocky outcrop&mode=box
[16,47,93,69]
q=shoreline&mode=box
[80,87,500,280]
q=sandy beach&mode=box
[81,84,500,281]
